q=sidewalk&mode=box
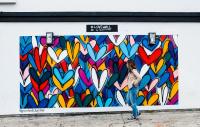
[0,110,199,127]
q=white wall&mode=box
[0,22,199,115]
[0,0,200,12]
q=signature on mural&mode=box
[20,35,178,108]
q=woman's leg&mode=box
[130,88,139,118]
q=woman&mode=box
[126,60,142,120]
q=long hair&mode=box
[127,60,136,72]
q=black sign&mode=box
[86,25,118,32]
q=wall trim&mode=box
[0,12,200,22]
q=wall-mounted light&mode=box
[46,32,54,46]
[148,32,156,45]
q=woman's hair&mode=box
[127,60,136,72]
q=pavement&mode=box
[0,110,200,127]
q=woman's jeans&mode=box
[126,86,140,118]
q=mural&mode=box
[20,35,178,108]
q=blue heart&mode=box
[48,95,58,108]
[157,72,170,88]
[20,83,32,94]
[119,42,139,58]
[53,67,75,84]
[139,75,151,90]
[20,94,28,108]
[87,43,107,62]
[134,55,143,72]
[142,38,160,51]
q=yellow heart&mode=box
[80,35,89,43]
[58,94,66,108]
[47,48,63,67]
[169,81,178,100]
[147,93,159,106]
[53,75,74,91]
[67,98,75,108]
[66,39,80,63]
[151,59,165,73]
[162,39,170,57]
[114,46,122,58]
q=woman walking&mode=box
[126,60,142,120]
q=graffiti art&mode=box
[20,35,178,108]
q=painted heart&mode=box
[87,43,107,62]
[78,68,93,87]
[142,38,160,51]
[138,75,150,90]
[114,77,128,90]
[20,75,31,87]
[28,47,47,73]
[66,38,80,63]
[119,42,139,58]
[91,68,108,91]
[29,68,51,92]
[20,66,30,81]
[157,84,169,105]
[157,72,170,88]
[108,35,126,46]
[57,94,75,108]
[20,83,32,94]
[138,46,162,65]
[47,47,68,66]
[150,58,165,74]
[20,94,28,108]
[145,78,159,92]
[116,90,126,106]
[53,67,75,91]
[96,95,112,107]
[140,64,150,77]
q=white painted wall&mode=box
[0,22,199,115]
[0,0,200,12]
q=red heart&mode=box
[30,77,49,92]
[138,46,162,65]
[34,47,47,73]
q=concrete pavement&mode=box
[0,110,200,127]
